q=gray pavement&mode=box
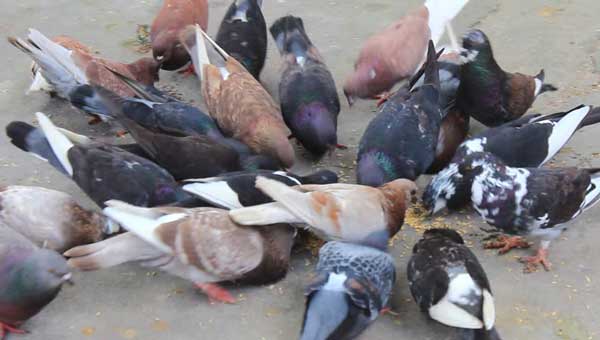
[1,0,600,339]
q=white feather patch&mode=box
[424,0,470,45]
[429,298,483,329]
[482,289,495,330]
[322,272,348,291]
[229,202,300,225]
[28,70,52,93]
[534,78,543,97]
[103,203,185,254]
[541,106,590,165]
[183,182,243,209]
[35,112,74,176]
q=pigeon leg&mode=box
[519,240,552,273]
[196,283,236,304]
[484,235,531,254]
[0,322,27,339]
[87,115,103,125]
[335,144,348,150]
[178,64,196,77]
[374,92,392,107]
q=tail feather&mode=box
[269,16,310,55]
[64,232,164,271]
[540,105,591,165]
[229,202,300,225]
[424,0,469,45]
[104,67,171,103]
[182,182,243,209]
[8,29,87,97]
[423,40,441,90]
[28,68,53,93]
[534,69,558,96]
[103,200,185,253]
[580,106,600,128]
[582,171,600,211]
[5,121,67,174]
[180,25,209,80]
[35,112,74,176]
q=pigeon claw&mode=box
[178,64,196,77]
[374,92,392,107]
[0,322,27,340]
[484,235,531,255]
[196,283,237,304]
[519,248,552,273]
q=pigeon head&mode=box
[301,169,339,185]
[380,178,418,205]
[152,30,189,71]
[291,103,338,155]
[343,58,392,105]
[422,162,470,215]
[460,29,492,63]
[422,228,465,244]
[240,154,281,171]
[27,248,73,289]
[127,57,162,85]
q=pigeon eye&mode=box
[368,68,377,80]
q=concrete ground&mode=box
[2,0,600,339]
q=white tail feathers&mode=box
[183,182,243,209]
[429,297,484,329]
[424,0,469,46]
[229,202,299,225]
[102,200,185,254]
[27,29,88,84]
[541,105,591,165]
[28,68,53,94]
[57,127,93,145]
[35,112,74,176]
[482,289,496,330]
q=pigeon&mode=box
[356,40,442,186]
[7,112,194,208]
[183,169,338,209]
[379,52,468,174]
[270,15,341,156]
[181,25,295,167]
[343,0,469,104]
[0,226,72,338]
[423,105,600,214]
[0,185,120,252]
[453,152,600,272]
[229,177,417,249]
[457,29,558,127]
[28,35,93,94]
[215,0,267,79]
[300,241,395,340]
[407,229,500,339]
[8,29,161,115]
[151,0,208,71]
[92,86,248,180]
[69,71,281,171]
[66,202,295,303]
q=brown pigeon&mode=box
[0,185,120,253]
[151,0,208,71]
[229,177,418,249]
[181,25,295,168]
[65,202,295,303]
[9,29,161,104]
[343,0,469,105]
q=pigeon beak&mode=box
[345,92,355,107]
[62,272,74,286]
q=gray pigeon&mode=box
[301,241,396,340]
[0,225,71,338]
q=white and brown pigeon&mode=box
[229,177,417,249]
[65,201,295,303]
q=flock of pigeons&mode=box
[1,0,599,339]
